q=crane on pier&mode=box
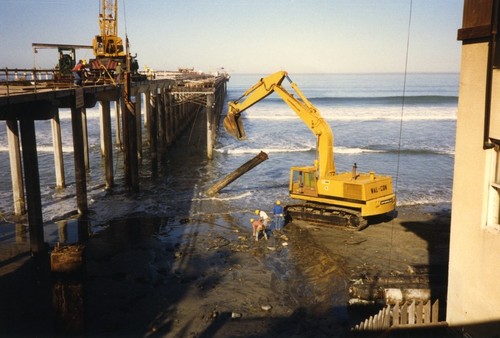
[92,0,124,61]
[89,0,142,80]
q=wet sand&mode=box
[85,205,450,337]
[0,203,450,337]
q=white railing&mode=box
[352,299,445,331]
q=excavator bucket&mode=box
[223,114,247,140]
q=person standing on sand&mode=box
[251,218,267,241]
[273,200,284,230]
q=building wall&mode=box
[446,40,500,329]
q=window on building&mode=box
[487,144,500,229]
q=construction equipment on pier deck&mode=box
[89,0,142,81]
[32,43,93,80]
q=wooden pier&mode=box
[0,69,229,254]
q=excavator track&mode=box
[285,203,369,231]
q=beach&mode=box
[86,207,451,338]
[0,201,450,337]
[0,72,455,336]
[0,103,452,336]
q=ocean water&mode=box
[0,73,458,232]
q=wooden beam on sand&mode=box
[206,151,268,196]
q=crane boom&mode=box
[100,0,118,37]
[92,0,125,58]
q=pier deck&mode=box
[0,69,229,254]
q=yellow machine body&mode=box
[289,166,395,217]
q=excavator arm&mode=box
[224,71,336,177]
[224,71,286,140]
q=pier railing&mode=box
[1,67,229,97]
[1,68,59,82]
[1,68,63,95]
[0,67,115,96]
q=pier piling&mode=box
[71,107,88,215]
[19,117,45,253]
[6,120,25,216]
[122,75,139,192]
[148,91,158,173]
[51,109,65,188]
[81,108,90,171]
[99,100,114,188]
[135,92,142,161]
[158,92,166,148]
[114,100,122,147]
[207,93,215,160]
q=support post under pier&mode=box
[99,100,114,189]
[122,75,139,192]
[158,91,166,148]
[135,93,142,161]
[207,93,215,160]
[6,120,25,216]
[149,91,158,175]
[115,100,122,148]
[81,108,89,171]
[71,107,88,215]
[51,108,65,188]
[19,118,44,253]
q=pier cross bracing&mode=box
[0,69,229,254]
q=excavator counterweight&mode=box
[223,71,396,230]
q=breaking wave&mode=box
[233,95,458,106]
[214,146,452,156]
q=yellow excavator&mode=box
[223,71,396,230]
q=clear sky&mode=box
[0,0,463,74]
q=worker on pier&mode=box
[72,60,85,86]
[115,62,123,84]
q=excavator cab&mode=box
[290,167,318,197]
